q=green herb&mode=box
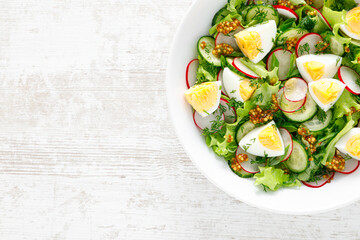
[298,16,315,32]
[242,144,250,151]
[203,110,210,115]
[257,48,264,53]
[250,138,256,143]
[230,89,236,93]
[218,104,227,115]
[317,109,327,123]
[298,43,310,56]
[202,114,225,135]
[227,97,244,109]
[253,7,268,24]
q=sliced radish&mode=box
[236,147,264,174]
[338,66,360,95]
[295,33,323,57]
[228,26,244,36]
[284,78,308,102]
[312,0,324,9]
[273,5,299,20]
[266,48,293,81]
[277,88,306,113]
[193,110,225,130]
[220,98,237,123]
[186,59,199,89]
[232,57,259,79]
[302,172,335,188]
[314,7,332,30]
[215,33,240,52]
[337,158,360,174]
[217,69,228,96]
[278,128,293,162]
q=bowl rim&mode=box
[165,0,360,215]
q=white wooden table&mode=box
[0,0,360,239]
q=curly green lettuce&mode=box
[254,166,301,191]
[239,57,279,83]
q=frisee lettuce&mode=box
[254,166,300,191]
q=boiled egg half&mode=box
[336,128,360,161]
[222,67,256,102]
[234,20,277,64]
[296,54,342,83]
[340,6,360,40]
[308,78,345,112]
[184,81,221,117]
[239,121,284,157]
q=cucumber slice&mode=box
[236,120,256,143]
[285,140,308,173]
[277,28,309,46]
[197,36,221,67]
[212,6,231,26]
[245,5,280,26]
[303,110,333,132]
[284,93,317,122]
[228,158,253,178]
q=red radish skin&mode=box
[236,147,264,174]
[273,5,299,20]
[193,111,225,130]
[220,98,237,123]
[295,33,323,57]
[277,88,307,113]
[186,59,199,89]
[314,7,332,30]
[279,127,293,162]
[338,66,360,95]
[302,172,335,188]
[283,78,308,102]
[232,57,259,79]
[337,159,360,174]
[217,69,228,96]
[266,48,293,81]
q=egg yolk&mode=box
[346,6,360,36]
[235,31,261,60]
[311,80,342,105]
[184,82,218,113]
[258,125,282,151]
[346,134,360,158]
[239,79,256,101]
[303,61,325,81]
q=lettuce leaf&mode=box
[196,56,220,84]
[239,57,279,83]
[324,0,357,11]
[320,113,360,165]
[333,90,360,118]
[206,120,239,159]
[254,166,301,191]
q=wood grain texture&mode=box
[0,0,360,239]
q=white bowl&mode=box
[166,0,360,214]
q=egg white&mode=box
[340,24,360,41]
[235,20,277,64]
[222,67,253,102]
[308,78,345,112]
[296,54,342,83]
[335,128,360,161]
[239,121,285,157]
